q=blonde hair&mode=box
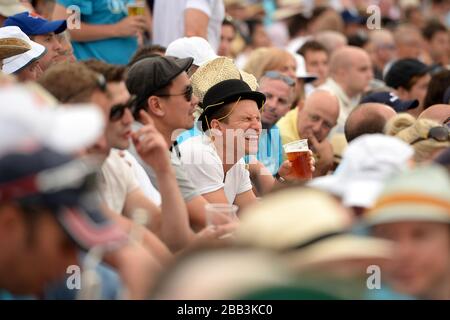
[243,47,295,80]
[385,113,450,163]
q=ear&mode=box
[147,96,165,117]
[210,119,225,132]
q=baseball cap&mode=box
[384,58,432,89]
[0,84,105,156]
[0,26,45,74]
[0,0,28,17]
[0,148,127,250]
[308,134,414,208]
[166,37,218,67]
[364,165,450,226]
[126,55,193,109]
[360,91,419,113]
[4,11,67,36]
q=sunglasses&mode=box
[109,96,137,122]
[410,126,450,145]
[263,71,295,87]
[155,85,194,102]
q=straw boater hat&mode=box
[191,56,259,104]
[0,37,31,60]
[235,188,393,270]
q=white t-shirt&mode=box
[122,150,162,206]
[178,135,252,204]
[152,0,225,52]
[100,149,140,214]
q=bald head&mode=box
[369,29,395,46]
[297,90,340,142]
[345,103,396,142]
[419,104,450,124]
[328,46,373,98]
[315,31,347,54]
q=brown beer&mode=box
[128,3,145,16]
[286,150,312,179]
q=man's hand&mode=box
[278,150,315,181]
[132,110,171,173]
[307,135,333,176]
[114,15,148,37]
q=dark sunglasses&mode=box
[410,126,450,145]
[263,71,295,87]
[109,96,137,121]
[156,85,194,102]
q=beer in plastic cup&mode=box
[127,0,145,16]
[283,139,312,179]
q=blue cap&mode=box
[360,91,419,113]
[3,11,67,36]
[341,9,365,25]
[0,148,127,250]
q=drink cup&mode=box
[127,1,145,16]
[283,139,312,180]
[205,203,238,239]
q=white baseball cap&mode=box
[0,84,105,156]
[292,53,317,82]
[308,134,414,208]
[1,26,46,74]
[166,36,218,67]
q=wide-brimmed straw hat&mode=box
[191,56,259,103]
[235,188,393,269]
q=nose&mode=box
[250,117,262,134]
[191,93,199,107]
[122,108,134,124]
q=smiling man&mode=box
[179,78,266,206]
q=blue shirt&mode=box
[245,125,283,176]
[58,0,138,64]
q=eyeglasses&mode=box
[155,85,194,102]
[263,71,295,87]
[109,96,137,121]
[444,116,450,127]
[410,126,450,145]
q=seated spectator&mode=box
[422,20,449,67]
[217,16,237,58]
[364,165,450,300]
[319,46,373,132]
[4,11,67,71]
[179,78,265,206]
[298,40,330,95]
[384,58,433,118]
[38,61,197,253]
[0,26,45,81]
[277,90,339,176]
[344,102,397,143]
